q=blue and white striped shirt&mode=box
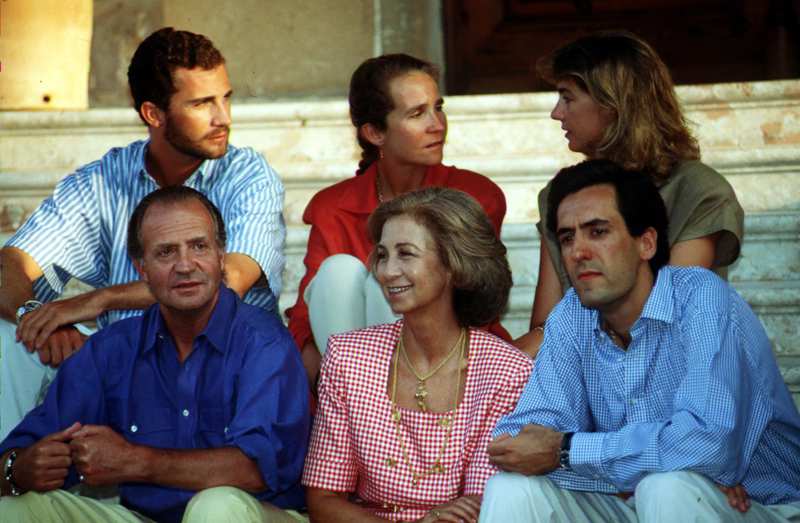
[495,266,800,505]
[6,139,286,327]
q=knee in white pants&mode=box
[482,473,557,521]
[183,486,261,523]
[635,470,723,520]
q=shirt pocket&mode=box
[125,405,178,448]
[197,407,227,448]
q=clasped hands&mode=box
[10,422,135,493]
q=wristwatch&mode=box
[558,432,574,471]
[3,450,22,496]
[15,300,43,323]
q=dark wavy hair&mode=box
[128,27,225,124]
[127,186,226,260]
[367,187,511,326]
[538,31,700,180]
[546,159,670,275]
[349,53,439,174]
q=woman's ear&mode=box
[360,123,386,148]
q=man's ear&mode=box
[638,227,658,262]
[140,101,166,129]
[360,123,386,148]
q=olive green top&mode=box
[537,160,745,293]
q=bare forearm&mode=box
[307,489,386,523]
[0,247,39,322]
[94,281,156,313]
[135,445,266,492]
[224,253,264,298]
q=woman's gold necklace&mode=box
[399,329,465,412]
[389,329,466,486]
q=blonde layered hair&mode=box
[538,31,700,180]
[367,187,511,327]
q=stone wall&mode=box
[88,0,443,107]
[0,80,798,406]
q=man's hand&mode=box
[718,484,750,513]
[69,425,138,486]
[487,424,563,475]
[11,422,82,492]
[33,326,88,368]
[16,292,104,351]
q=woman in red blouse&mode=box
[303,188,532,522]
[285,54,508,385]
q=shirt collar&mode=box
[141,284,237,355]
[337,162,451,214]
[638,266,676,324]
[591,266,676,337]
[135,139,214,184]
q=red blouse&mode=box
[285,163,509,350]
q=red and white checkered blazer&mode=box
[302,321,533,521]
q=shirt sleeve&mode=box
[463,352,532,496]
[569,278,771,492]
[661,162,744,268]
[0,335,107,488]
[220,151,286,299]
[301,336,359,492]
[225,319,310,495]
[5,167,104,300]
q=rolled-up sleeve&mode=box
[225,323,309,496]
[6,167,104,301]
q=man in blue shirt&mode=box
[0,187,309,522]
[0,27,288,439]
[481,160,800,521]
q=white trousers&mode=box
[0,319,95,441]
[0,486,307,522]
[480,471,800,522]
[304,254,398,354]
[0,319,56,441]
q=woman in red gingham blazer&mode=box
[303,188,533,522]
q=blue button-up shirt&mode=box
[6,139,286,325]
[495,266,800,505]
[1,285,310,522]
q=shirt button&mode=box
[182,409,190,417]
[130,424,138,433]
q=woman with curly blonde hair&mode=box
[517,31,744,357]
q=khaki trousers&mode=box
[0,486,308,523]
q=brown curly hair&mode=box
[128,27,225,124]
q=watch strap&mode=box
[3,450,22,496]
[558,432,574,471]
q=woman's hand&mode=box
[417,495,481,523]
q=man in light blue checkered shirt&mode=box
[0,28,287,440]
[481,160,800,522]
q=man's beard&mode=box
[164,117,228,160]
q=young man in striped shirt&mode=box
[0,28,286,440]
[481,160,800,521]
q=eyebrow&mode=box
[185,89,233,105]
[556,218,610,237]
